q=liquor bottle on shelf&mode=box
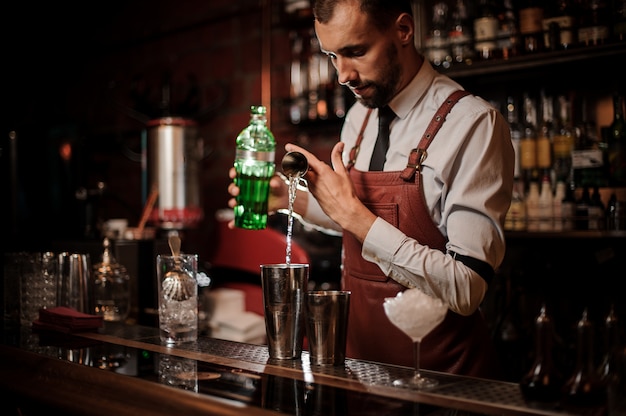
[307,29,324,121]
[561,180,577,231]
[520,304,563,403]
[561,308,607,409]
[519,0,545,53]
[542,0,577,51]
[425,1,452,68]
[448,0,474,65]
[606,193,626,231]
[536,91,554,176]
[498,0,521,59]
[473,0,500,60]
[505,179,527,231]
[613,0,626,42]
[553,180,566,231]
[572,97,608,189]
[538,174,554,231]
[577,0,610,47]
[506,95,524,180]
[588,186,605,230]
[520,93,539,187]
[575,186,592,230]
[608,92,626,187]
[526,180,541,231]
[289,31,308,125]
[505,96,528,232]
[233,105,276,230]
[552,95,575,185]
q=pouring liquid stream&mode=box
[285,176,299,265]
[281,151,308,266]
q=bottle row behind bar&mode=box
[507,89,625,190]
[503,87,625,232]
[423,0,626,69]
[505,180,626,232]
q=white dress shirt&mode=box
[301,60,514,315]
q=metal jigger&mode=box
[281,152,308,178]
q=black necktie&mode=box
[369,106,396,171]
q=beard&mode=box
[350,44,401,109]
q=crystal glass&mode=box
[383,288,448,389]
[157,254,198,344]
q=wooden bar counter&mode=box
[0,322,616,416]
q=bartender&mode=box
[229,0,513,379]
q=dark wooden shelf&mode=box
[438,42,626,80]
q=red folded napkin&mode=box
[33,306,103,333]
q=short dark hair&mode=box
[312,0,413,31]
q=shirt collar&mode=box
[387,59,436,121]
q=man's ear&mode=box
[395,13,415,46]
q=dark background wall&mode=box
[2,0,334,261]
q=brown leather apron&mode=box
[342,91,501,379]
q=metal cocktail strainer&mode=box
[161,235,195,301]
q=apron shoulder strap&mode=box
[400,90,471,181]
[347,108,373,171]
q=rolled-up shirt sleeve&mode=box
[362,218,488,316]
[362,104,513,316]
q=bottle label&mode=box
[474,17,499,41]
[520,139,537,169]
[572,149,604,169]
[553,134,573,157]
[537,136,552,168]
[236,149,275,162]
[519,7,544,34]
[543,16,575,48]
[578,26,610,45]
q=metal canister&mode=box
[147,117,203,230]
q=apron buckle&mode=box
[406,148,427,172]
[400,148,427,181]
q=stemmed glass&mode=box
[383,288,448,389]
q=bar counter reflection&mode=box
[1,322,619,415]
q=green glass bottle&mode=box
[234,105,276,230]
